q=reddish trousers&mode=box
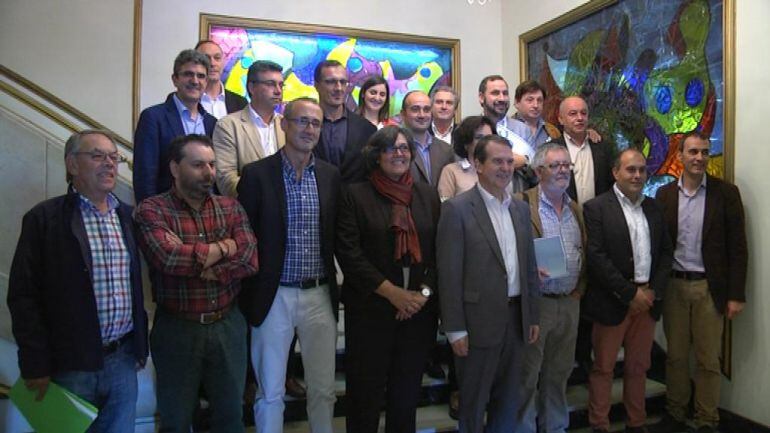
[588,311,655,430]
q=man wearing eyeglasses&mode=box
[402,90,455,186]
[513,143,586,433]
[312,59,376,183]
[133,49,218,205]
[8,130,148,433]
[213,60,286,197]
[651,132,748,433]
[237,98,341,433]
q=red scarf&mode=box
[370,169,422,265]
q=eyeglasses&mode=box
[541,162,574,171]
[178,71,208,80]
[73,150,126,164]
[321,78,349,87]
[286,117,322,129]
[253,79,285,89]
[384,144,411,154]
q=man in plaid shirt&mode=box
[135,134,258,432]
[8,130,148,433]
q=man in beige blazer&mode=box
[213,60,286,197]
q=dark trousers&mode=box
[455,300,526,433]
[344,305,438,433]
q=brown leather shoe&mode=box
[285,376,307,399]
[448,391,460,420]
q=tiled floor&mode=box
[259,378,666,433]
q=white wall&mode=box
[501,0,770,426]
[140,0,504,119]
[0,0,135,139]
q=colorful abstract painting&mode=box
[521,0,729,196]
[202,15,458,117]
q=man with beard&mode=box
[478,75,538,193]
[514,143,586,433]
[195,40,248,119]
[213,60,286,197]
[429,85,458,144]
[135,134,259,432]
[312,59,376,183]
[133,49,217,204]
[403,90,456,186]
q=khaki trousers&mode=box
[663,277,723,427]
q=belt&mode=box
[280,277,328,289]
[103,332,133,355]
[542,292,571,299]
[163,303,232,325]
[671,270,707,281]
[508,295,521,305]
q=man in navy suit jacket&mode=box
[133,49,217,204]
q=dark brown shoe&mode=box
[285,376,307,399]
[448,391,459,420]
[649,413,689,433]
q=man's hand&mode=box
[450,336,469,357]
[570,289,582,300]
[538,268,550,282]
[629,286,653,315]
[220,238,237,258]
[587,128,602,143]
[726,300,745,320]
[528,325,540,344]
[25,376,50,401]
[200,268,218,281]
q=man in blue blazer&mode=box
[133,49,217,204]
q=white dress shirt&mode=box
[248,105,278,156]
[613,184,651,283]
[200,83,228,119]
[431,121,454,144]
[565,133,596,204]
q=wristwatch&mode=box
[420,284,433,298]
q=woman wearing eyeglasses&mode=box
[356,75,399,129]
[336,126,440,433]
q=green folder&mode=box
[9,378,98,433]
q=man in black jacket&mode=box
[8,130,148,433]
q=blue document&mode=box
[534,236,568,279]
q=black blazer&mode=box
[8,191,148,378]
[551,136,614,202]
[224,89,248,114]
[314,110,377,184]
[582,189,673,326]
[656,175,748,313]
[237,153,341,327]
[336,180,440,315]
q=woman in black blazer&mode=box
[336,125,440,433]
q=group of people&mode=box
[7,38,748,433]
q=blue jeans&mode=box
[151,307,247,433]
[53,340,138,433]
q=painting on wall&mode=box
[520,0,735,196]
[200,14,460,117]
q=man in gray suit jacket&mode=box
[213,60,286,197]
[403,90,456,186]
[438,135,541,433]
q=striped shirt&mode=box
[280,151,325,283]
[78,193,133,343]
[135,189,259,313]
[537,189,582,295]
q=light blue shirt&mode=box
[414,132,434,182]
[537,188,581,294]
[496,116,536,162]
[510,114,553,149]
[172,94,205,135]
[673,175,707,272]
